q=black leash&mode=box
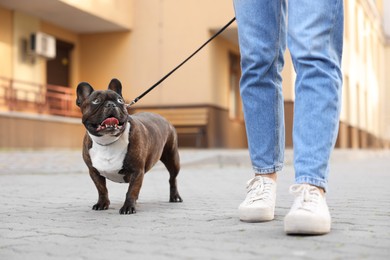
[127,17,236,107]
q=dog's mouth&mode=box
[96,117,124,132]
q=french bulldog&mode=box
[76,78,182,214]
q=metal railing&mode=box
[0,76,80,117]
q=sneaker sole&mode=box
[284,216,330,235]
[239,207,274,222]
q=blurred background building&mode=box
[0,0,389,149]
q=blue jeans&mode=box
[233,0,343,191]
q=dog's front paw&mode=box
[119,201,136,214]
[92,199,110,210]
[169,193,183,203]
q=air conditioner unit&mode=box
[30,32,56,59]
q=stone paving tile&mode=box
[0,149,389,259]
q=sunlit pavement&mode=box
[0,149,389,259]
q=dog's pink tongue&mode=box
[101,117,119,126]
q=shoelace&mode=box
[246,176,273,203]
[290,184,321,212]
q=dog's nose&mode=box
[105,101,117,108]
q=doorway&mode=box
[46,39,73,86]
[46,39,74,116]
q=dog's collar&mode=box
[88,122,130,146]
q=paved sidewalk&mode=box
[0,149,389,259]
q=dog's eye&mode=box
[92,98,101,105]
[117,98,124,104]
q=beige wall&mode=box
[281,50,296,101]
[12,12,44,85]
[59,0,133,30]
[79,0,236,107]
[79,32,133,93]
[10,12,47,103]
[156,0,235,106]
[210,37,239,109]
[383,44,390,143]
[0,6,13,78]
[0,113,84,148]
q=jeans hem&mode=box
[295,176,328,192]
[253,164,283,174]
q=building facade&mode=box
[0,0,389,149]
[339,0,390,148]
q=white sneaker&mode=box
[238,176,277,222]
[284,184,331,235]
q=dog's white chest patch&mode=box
[88,123,130,183]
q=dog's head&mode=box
[76,78,128,140]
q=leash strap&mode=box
[127,17,236,107]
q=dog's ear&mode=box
[108,78,122,97]
[76,82,94,107]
